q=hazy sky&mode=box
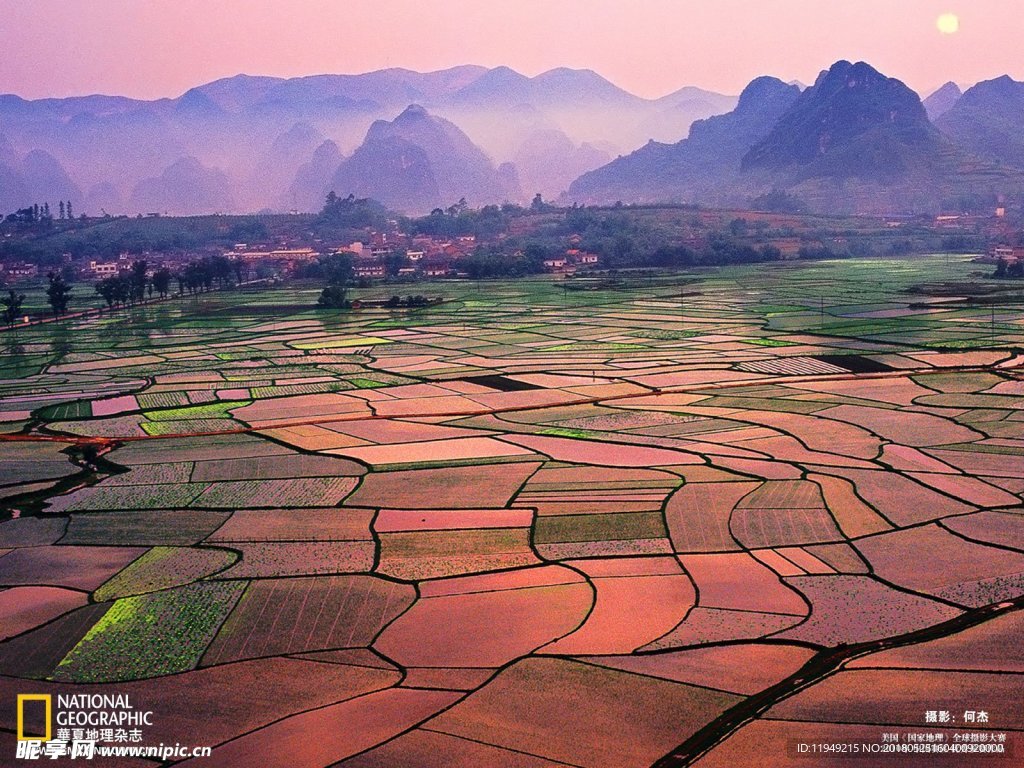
[1,1,1021,100]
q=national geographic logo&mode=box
[16,695,51,742]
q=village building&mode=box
[230,248,318,261]
[2,262,39,278]
[88,261,121,277]
[354,262,386,279]
[992,245,1024,263]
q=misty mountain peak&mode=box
[332,102,520,213]
[812,60,907,98]
[567,73,799,205]
[534,67,608,87]
[174,88,224,116]
[959,74,1024,107]
[270,122,325,154]
[311,139,342,164]
[396,103,431,121]
[935,74,1024,170]
[928,81,962,99]
[130,156,233,215]
[0,132,19,166]
[923,81,962,120]
[451,66,534,103]
[983,74,1021,90]
[736,77,801,111]
[742,60,934,174]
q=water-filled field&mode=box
[1,255,1023,766]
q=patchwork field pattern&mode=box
[1,256,1023,766]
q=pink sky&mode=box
[1,0,1020,100]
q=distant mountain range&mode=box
[0,66,733,216]
[568,77,800,206]
[1,62,1023,217]
[568,61,1024,214]
[936,75,1024,171]
[328,104,520,213]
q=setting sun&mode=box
[937,12,960,34]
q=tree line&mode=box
[2,255,250,326]
[2,200,75,226]
[94,261,172,309]
[95,255,243,309]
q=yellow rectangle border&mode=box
[16,694,51,741]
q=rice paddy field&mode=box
[1,254,1023,766]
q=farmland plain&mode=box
[1,255,1023,766]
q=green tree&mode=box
[152,268,172,298]
[383,251,407,278]
[181,260,214,293]
[2,289,26,326]
[320,252,354,285]
[446,197,468,217]
[317,192,387,230]
[209,255,234,287]
[95,274,132,309]
[45,272,72,317]
[316,252,354,309]
[95,276,120,308]
[130,260,148,303]
[317,283,350,309]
